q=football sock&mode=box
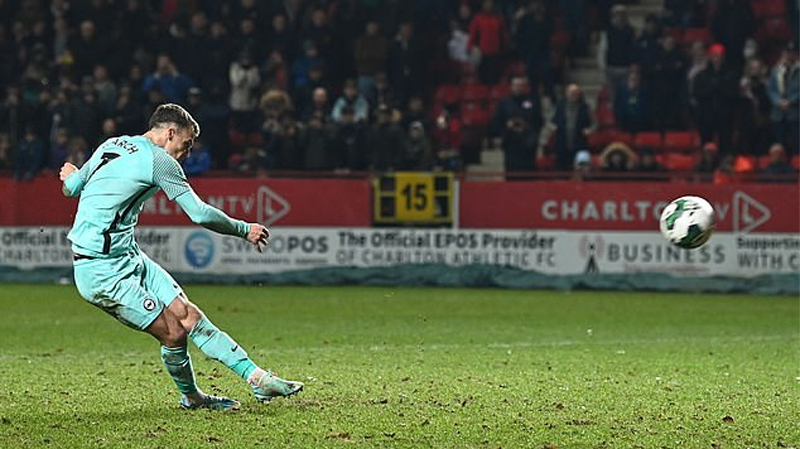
[160,345,199,395]
[189,316,258,381]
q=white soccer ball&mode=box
[659,195,715,249]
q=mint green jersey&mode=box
[65,136,190,257]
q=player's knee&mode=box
[181,300,204,333]
[161,324,188,348]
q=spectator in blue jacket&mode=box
[768,44,800,154]
[141,54,194,103]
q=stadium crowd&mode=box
[0,0,797,182]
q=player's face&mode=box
[165,127,195,161]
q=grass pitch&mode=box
[0,284,798,448]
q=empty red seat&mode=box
[595,107,615,129]
[460,102,490,126]
[753,0,786,18]
[682,27,712,45]
[757,155,772,169]
[634,132,663,152]
[662,152,699,171]
[734,155,757,173]
[536,154,556,170]
[434,84,461,105]
[757,17,793,41]
[586,130,610,151]
[461,83,489,103]
[604,130,634,147]
[792,156,800,170]
[489,83,511,102]
[663,131,700,153]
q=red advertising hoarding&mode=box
[1,177,797,233]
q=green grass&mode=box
[0,285,798,448]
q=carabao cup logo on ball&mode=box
[184,231,214,268]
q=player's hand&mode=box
[59,162,78,181]
[246,223,270,252]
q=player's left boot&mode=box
[251,371,304,403]
[180,393,240,411]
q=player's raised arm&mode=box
[173,189,270,252]
[59,162,89,197]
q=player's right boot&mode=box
[180,393,240,411]
[251,371,304,403]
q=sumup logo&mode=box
[184,231,214,268]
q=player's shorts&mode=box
[72,248,182,330]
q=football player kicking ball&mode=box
[59,103,303,410]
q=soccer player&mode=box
[58,103,303,410]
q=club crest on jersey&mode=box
[143,298,156,311]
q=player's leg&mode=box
[139,251,303,402]
[163,294,304,402]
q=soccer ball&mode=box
[659,196,715,249]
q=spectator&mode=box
[182,137,213,176]
[97,117,118,148]
[600,142,636,173]
[92,64,117,115]
[502,114,538,174]
[685,41,709,111]
[65,136,89,167]
[467,0,509,85]
[432,106,462,171]
[68,20,108,78]
[141,53,193,104]
[354,20,389,98]
[0,133,10,170]
[558,0,588,58]
[367,103,405,171]
[49,126,70,169]
[302,87,331,122]
[614,70,650,133]
[301,111,333,171]
[261,49,289,91]
[692,44,738,154]
[761,143,796,178]
[550,83,593,171]
[304,7,335,72]
[69,85,102,148]
[710,0,755,72]
[265,114,304,170]
[387,21,424,105]
[597,4,635,102]
[113,83,144,137]
[0,86,23,148]
[330,105,367,171]
[201,20,234,94]
[635,147,666,172]
[514,1,554,101]
[735,58,772,155]
[633,14,662,84]
[228,50,261,135]
[571,149,593,181]
[767,44,800,155]
[266,14,297,63]
[331,78,369,124]
[14,125,46,181]
[652,34,687,130]
[366,72,395,110]
[447,19,471,67]
[491,76,543,147]
[291,40,324,92]
[187,86,230,169]
[694,141,719,176]
[713,153,737,184]
[397,121,434,171]
[401,95,431,133]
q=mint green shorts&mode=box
[72,249,182,330]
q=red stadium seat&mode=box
[734,155,757,173]
[682,27,712,45]
[662,152,699,171]
[489,83,511,102]
[752,0,787,18]
[595,106,615,129]
[757,17,793,41]
[634,132,663,152]
[586,130,610,151]
[604,130,634,147]
[460,102,490,126]
[461,83,489,103]
[663,131,700,153]
[434,84,461,106]
[757,155,772,170]
[536,154,556,170]
[550,31,572,51]
[792,156,800,170]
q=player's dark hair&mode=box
[148,103,200,137]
